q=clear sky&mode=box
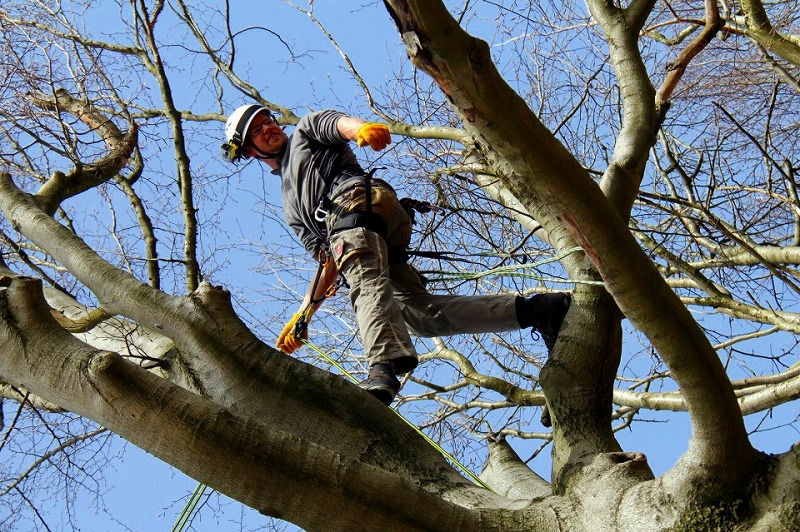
[13,1,795,531]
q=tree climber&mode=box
[222,105,571,405]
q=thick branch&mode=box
[740,0,800,67]
[479,439,552,499]
[27,89,138,215]
[0,171,182,326]
[0,276,570,530]
[587,0,658,216]
[382,0,756,488]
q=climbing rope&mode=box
[421,246,604,286]
[172,247,591,523]
[172,481,208,532]
[300,337,493,491]
[173,339,492,529]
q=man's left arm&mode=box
[337,116,392,151]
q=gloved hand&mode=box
[356,123,391,151]
[276,311,308,354]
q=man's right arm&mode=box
[276,254,338,354]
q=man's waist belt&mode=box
[329,211,388,241]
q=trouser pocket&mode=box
[328,227,374,269]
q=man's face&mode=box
[244,112,288,158]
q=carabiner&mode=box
[314,205,328,222]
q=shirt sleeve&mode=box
[296,109,348,146]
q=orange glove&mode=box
[356,123,391,151]
[276,312,308,354]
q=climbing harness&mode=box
[325,168,450,267]
[327,167,389,240]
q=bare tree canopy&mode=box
[0,0,799,530]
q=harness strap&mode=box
[316,166,375,221]
[387,247,461,265]
[365,168,373,214]
[325,169,444,265]
[327,168,389,240]
[387,246,409,265]
[329,211,388,240]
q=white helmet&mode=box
[221,104,273,162]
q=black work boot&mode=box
[359,362,401,406]
[517,293,571,351]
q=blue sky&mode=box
[8,1,797,530]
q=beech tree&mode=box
[0,1,799,530]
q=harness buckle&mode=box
[314,204,328,222]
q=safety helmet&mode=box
[221,104,274,163]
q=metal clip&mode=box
[293,315,309,337]
[314,204,328,222]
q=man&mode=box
[222,104,570,405]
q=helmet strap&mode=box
[246,142,279,160]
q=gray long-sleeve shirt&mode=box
[275,110,362,256]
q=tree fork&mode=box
[382,0,757,497]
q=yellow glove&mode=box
[276,312,308,354]
[356,123,391,151]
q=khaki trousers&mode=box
[326,179,519,373]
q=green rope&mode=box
[172,482,208,532]
[170,247,588,520]
[301,338,493,491]
[171,341,493,531]
[422,246,604,285]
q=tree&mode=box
[0,0,799,530]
